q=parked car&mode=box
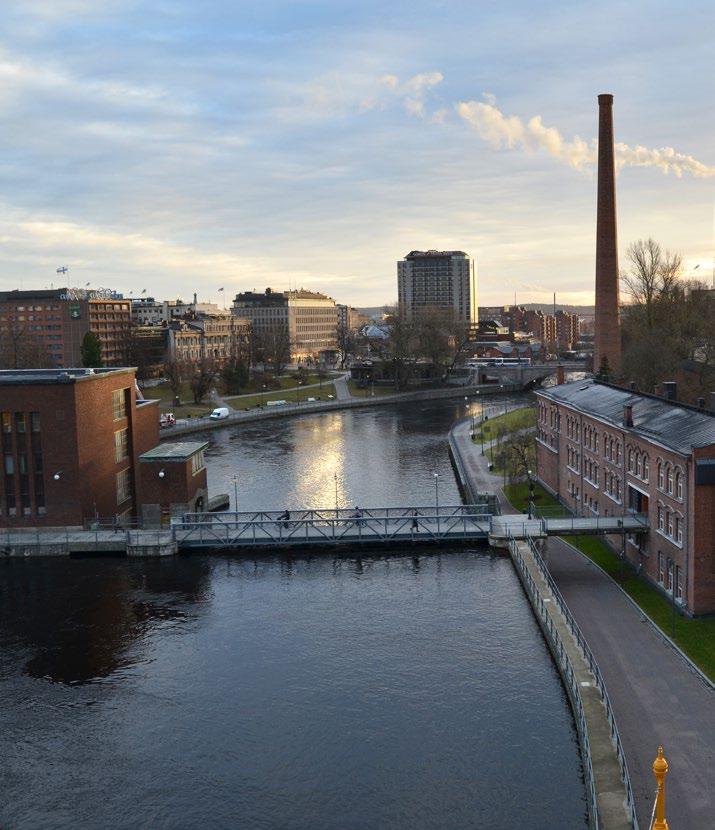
[266,399,287,407]
[209,407,230,420]
[159,413,176,428]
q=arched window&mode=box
[643,456,649,481]
[657,504,664,530]
[666,466,673,495]
[675,470,683,500]
[635,453,641,476]
[628,449,634,472]
[658,463,664,490]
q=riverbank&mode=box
[450,417,714,829]
[162,382,523,438]
[450,417,637,829]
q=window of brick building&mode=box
[112,389,127,421]
[114,429,129,463]
[116,468,131,505]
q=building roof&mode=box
[537,379,715,454]
[139,441,208,462]
[0,367,134,385]
[404,250,469,259]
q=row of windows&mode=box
[657,505,684,545]
[626,448,650,481]
[657,462,684,500]
[604,472,622,502]
[2,412,41,434]
[657,553,683,600]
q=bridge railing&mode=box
[509,532,639,829]
[173,509,493,547]
[543,514,648,533]
[180,503,497,524]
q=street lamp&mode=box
[527,469,535,520]
[53,471,62,481]
[158,468,166,479]
[232,474,238,514]
[433,472,440,530]
[334,471,339,516]
[261,383,266,407]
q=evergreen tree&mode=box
[80,331,104,368]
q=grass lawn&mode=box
[225,383,337,409]
[347,380,402,397]
[502,481,715,681]
[472,406,535,441]
[561,535,715,682]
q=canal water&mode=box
[0,397,588,829]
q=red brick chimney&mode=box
[556,365,565,385]
[594,94,621,377]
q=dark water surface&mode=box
[0,398,588,829]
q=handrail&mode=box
[508,531,639,829]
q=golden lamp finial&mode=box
[652,746,670,830]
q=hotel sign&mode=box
[59,287,116,301]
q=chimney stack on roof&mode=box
[623,404,634,428]
[663,381,677,401]
[711,392,715,413]
[556,365,565,385]
[697,397,705,409]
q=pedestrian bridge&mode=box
[172,503,648,551]
[174,504,497,550]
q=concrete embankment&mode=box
[449,419,638,830]
[163,383,518,439]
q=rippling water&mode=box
[0,398,587,829]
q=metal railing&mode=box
[174,505,493,548]
[508,532,639,830]
[543,514,648,534]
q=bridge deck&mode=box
[174,505,494,549]
[491,513,648,541]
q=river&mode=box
[0,396,588,829]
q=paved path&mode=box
[451,417,715,829]
[333,372,351,400]
[546,538,714,829]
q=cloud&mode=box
[375,70,444,119]
[456,96,715,178]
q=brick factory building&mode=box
[0,288,131,368]
[535,379,715,615]
[0,368,207,528]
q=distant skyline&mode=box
[0,1,713,307]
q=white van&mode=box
[209,407,230,420]
[266,399,287,407]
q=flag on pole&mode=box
[218,287,224,292]
[85,282,91,286]
[141,288,147,294]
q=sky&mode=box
[0,0,713,308]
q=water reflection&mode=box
[0,558,210,684]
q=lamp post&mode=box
[261,383,266,407]
[232,474,238,514]
[334,471,339,516]
[433,472,440,531]
[527,469,536,520]
[53,471,62,481]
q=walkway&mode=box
[451,417,715,829]
[547,537,714,829]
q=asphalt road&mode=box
[546,537,715,830]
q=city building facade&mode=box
[535,379,715,615]
[0,367,209,528]
[397,250,477,323]
[232,288,338,363]
[167,315,251,364]
[0,288,131,368]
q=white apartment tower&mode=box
[397,250,477,323]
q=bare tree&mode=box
[383,306,420,390]
[0,320,54,369]
[253,324,291,374]
[188,358,218,404]
[164,360,184,401]
[621,238,683,330]
[335,320,356,368]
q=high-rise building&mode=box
[397,250,477,323]
[232,288,338,363]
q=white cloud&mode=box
[457,96,715,178]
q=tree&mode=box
[188,358,217,404]
[253,324,291,374]
[80,331,104,368]
[621,238,683,331]
[336,320,356,368]
[220,355,250,395]
[164,360,184,402]
[0,320,54,369]
[383,306,420,390]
